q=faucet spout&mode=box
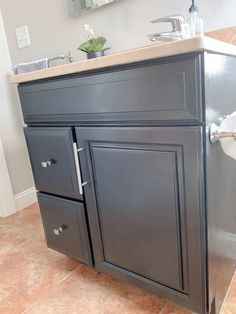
[148,15,190,42]
[148,31,183,42]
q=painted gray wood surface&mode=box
[38,193,92,265]
[204,53,236,314]
[18,54,202,125]
[75,126,206,314]
[24,127,82,200]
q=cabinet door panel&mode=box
[75,126,206,313]
[92,146,183,290]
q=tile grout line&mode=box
[219,271,236,313]
[159,302,168,314]
[21,263,84,314]
[0,222,45,244]
[0,234,44,259]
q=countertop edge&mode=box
[10,36,236,84]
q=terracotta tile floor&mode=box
[0,204,235,314]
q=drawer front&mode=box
[19,54,202,124]
[24,127,83,200]
[38,193,92,265]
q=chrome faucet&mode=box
[148,15,189,42]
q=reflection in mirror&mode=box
[68,0,120,17]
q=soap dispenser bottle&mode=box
[187,0,204,37]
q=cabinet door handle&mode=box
[73,143,83,195]
[41,160,52,168]
[53,225,66,236]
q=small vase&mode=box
[87,51,105,59]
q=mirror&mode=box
[68,0,120,17]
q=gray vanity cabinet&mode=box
[17,52,236,314]
[24,127,82,200]
[75,126,206,313]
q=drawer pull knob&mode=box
[53,225,66,236]
[41,160,52,168]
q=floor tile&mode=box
[0,203,38,225]
[220,302,236,314]
[0,203,45,242]
[220,271,236,314]
[160,302,194,314]
[24,265,166,314]
[0,204,235,314]
[0,239,80,314]
[0,225,27,255]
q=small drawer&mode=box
[24,127,83,200]
[38,193,92,265]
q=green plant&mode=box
[78,24,110,53]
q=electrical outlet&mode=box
[16,25,31,49]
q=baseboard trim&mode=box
[15,187,37,211]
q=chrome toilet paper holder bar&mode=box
[209,123,236,144]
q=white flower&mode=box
[84,24,94,35]
[84,24,90,31]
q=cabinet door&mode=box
[24,127,83,200]
[75,127,206,313]
[38,193,92,265]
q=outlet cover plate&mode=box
[16,25,31,49]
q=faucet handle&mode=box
[151,15,185,32]
[67,51,73,63]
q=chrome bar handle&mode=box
[209,123,236,144]
[73,143,84,195]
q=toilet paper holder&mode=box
[209,123,236,144]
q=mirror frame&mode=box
[68,0,121,17]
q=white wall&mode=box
[0,10,35,206]
[0,137,16,217]
[0,0,236,65]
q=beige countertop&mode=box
[10,36,236,84]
